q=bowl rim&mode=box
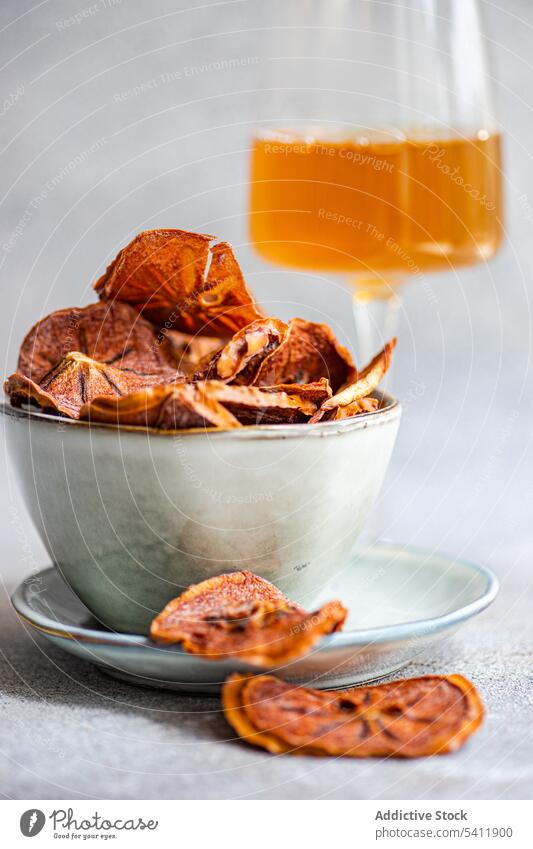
[0,390,400,440]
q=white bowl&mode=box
[2,394,400,633]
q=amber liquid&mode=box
[250,130,503,283]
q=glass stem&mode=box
[350,276,403,547]
[351,278,403,372]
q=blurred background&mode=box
[0,0,532,798]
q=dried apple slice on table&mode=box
[94,229,263,336]
[149,571,346,667]
[17,301,175,383]
[223,673,484,757]
[5,351,174,419]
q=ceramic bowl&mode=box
[2,394,400,633]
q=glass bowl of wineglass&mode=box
[247,0,503,362]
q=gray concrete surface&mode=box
[0,0,532,799]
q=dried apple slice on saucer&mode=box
[150,571,346,667]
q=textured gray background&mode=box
[0,0,532,800]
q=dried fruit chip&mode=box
[163,330,224,377]
[81,379,327,428]
[252,318,356,392]
[197,317,355,392]
[7,227,395,434]
[94,229,263,336]
[80,382,241,430]
[95,229,212,320]
[310,395,380,423]
[223,673,484,757]
[200,318,288,383]
[4,352,172,419]
[17,301,176,384]
[200,380,326,424]
[157,571,297,620]
[264,378,332,406]
[310,339,395,423]
[203,240,264,335]
[150,571,346,667]
[325,338,395,408]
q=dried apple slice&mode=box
[79,378,325,429]
[17,301,175,384]
[253,318,356,392]
[311,396,380,423]
[203,240,264,335]
[223,673,484,757]
[163,329,224,377]
[200,380,325,424]
[199,318,288,383]
[5,351,171,419]
[94,229,263,336]
[156,571,298,622]
[95,229,212,322]
[80,382,241,430]
[310,339,395,422]
[264,378,332,405]
[150,571,346,667]
[197,316,355,391]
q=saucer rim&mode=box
[12,543,499,653]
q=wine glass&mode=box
[247,0,503,365]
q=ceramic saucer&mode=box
[12,543,498,693]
